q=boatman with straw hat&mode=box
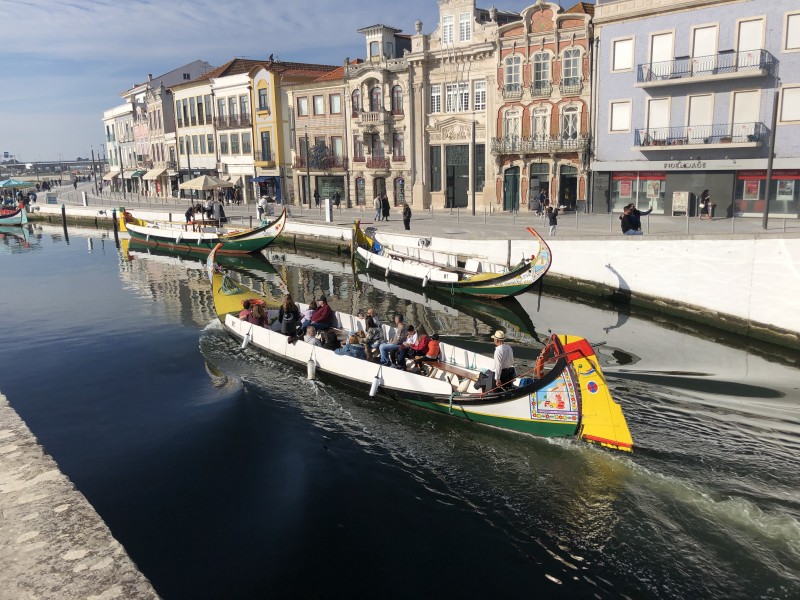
[491,330,516,390]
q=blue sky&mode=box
[0,0,575,162]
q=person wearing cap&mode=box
[491,330,515,390]
[310,294,336,330]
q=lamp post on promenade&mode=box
[762,79,781,230]
[91,146,98,195]
[117,146,125,201]
[305,125,311,207]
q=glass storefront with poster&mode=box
[734,170,800,218]
[527,163,550,210]
[610,172,666,213]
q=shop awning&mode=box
[132,170,147,178]
[252,176,277,182]
[143,168,166,180]
[102,172,119,181]
[123,170,137,178]
[166,170,179,177]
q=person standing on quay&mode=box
[381,193,390,221]
[373,194,382,222]
[402,203,412,230]
[313,189,320,208]
[546,205,559,237]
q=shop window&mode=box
[430,146,442,192]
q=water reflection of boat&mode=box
[355,267,541,345]
[208,244,633,452]
[0,224,31,251]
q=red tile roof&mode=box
[191,58,337,82]
[564,2,595,16]
[314,58,364,82]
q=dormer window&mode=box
[442,15,454,44]
[370,41,380,61]
[459,12,471,42]
[387,42,394,58]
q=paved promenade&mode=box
[48,183,800,240]
[0,393,158,599]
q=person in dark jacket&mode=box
[546,205,559,236]
[310,295,336,330]
[380,194,390,221]
[335,334,367,359]
[402,203,412,230]
[620,206,644,235]
[276,294,302,336]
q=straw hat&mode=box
[491,330,506,340]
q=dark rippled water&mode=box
[1,223,798,599]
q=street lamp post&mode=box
[305,126,311,207]
[762,80,781,230]
[91,146,98,195]
[117,146,126,200]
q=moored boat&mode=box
[207,244,632,452]
[352,221,551,300]
[0,206,29,226]
[119,208,286,256]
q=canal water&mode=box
[1,223,799,599]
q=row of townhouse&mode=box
[100,0,800,219]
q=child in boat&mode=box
[300,299,317,331]
[416,334,441,374]
[239,299,265,327]
[395,326,430,370]
[303,326,321,346]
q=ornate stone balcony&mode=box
[490,134,591,155]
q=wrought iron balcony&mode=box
[392,154,406,162]
[293,154,346,170]
[636,49,775,87]
[215,114,253,129]
[502,83,523,100]
[490,134,591,155]
[634,122,767,148]
[530,82,552,98]
[559,78,583,95]
[353,156,366,163]
[366,156,390,169]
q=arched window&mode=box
[561,106,579,139]
[532,52,551,94]
[391,85,403,114]
[532,107,550,142]
[503,109,521,140]
[504,56,521,90]
[370,86,382,112]
[351,89,360,116]
[562,49,581,87]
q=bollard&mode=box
[249,216,253,228]
[484,206,487,224]
[457,206,460,222]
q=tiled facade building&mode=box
[592,0,800,218]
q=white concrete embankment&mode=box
[31,204,800,347]
[0,392,158,599]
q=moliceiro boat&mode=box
[119,208,286,256]
[0,206,29,226]
[207,245,632,452]
[352,222,551,300]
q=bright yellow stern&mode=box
[557,335,634,452]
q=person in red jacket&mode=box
[310,295,336,330]
[395,326,430,370]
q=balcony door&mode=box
[737,19,764,69]
[646,98,670,141]
[687,94,713,143]
[732,90,759,140]
[692,25,717,75]
[532,108,549,145]
[649,32,674,79]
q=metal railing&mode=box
[214,114,253,129]
[294,155,346,170]
[530,82,552,97]
[357,110,387,125]
[637,49,776,83]
[502,83,523,99]
[366,157,390,169]
[490,134,591,155]
[559,78,583,95]
[634,122,767,146]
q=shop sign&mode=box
[662,160,708,170]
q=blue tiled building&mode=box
[591,0,800,218]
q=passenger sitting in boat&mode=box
[335,334,367,359]
[379,314,409,366]
[363,316,383,360]
[303,326,321,346]
[395,326,430,370]
[366,307,381,329]
[491,330,515,390]
[320,329,340,351]
[300,300,317,330]
[276,293,301,336]
[416,334,442,375]
[309,295,336,330]
[239,300,265,327]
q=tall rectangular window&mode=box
[192,135,199,154]
[297,97,308,116]
[220,134,229,155]
[242,132,252,154]
[298,136,307,158]
[458,82,469,112]
[204,95,212,121]
[179,137,185,154]
[189,97,197,125]
[230,133,240,154]
[459,12,471,41]
[228,97,237,117]
[259,88,269,110]
[563,49,581,83]
[330,94,342,114]
[199,135,206,154]
[393,133,404,158]
[197,96,204,125]
[475,144,485,192]
[313,95,324,115]
[261,132,272,160]
[442,15,454,44]
[430,145,441,192]
[353,136,364,158]
[446,84,458,112]
[474,80,486,111]
[207,134,214,154]
[240,95,250,118]
[612,38,634,71]
[176,105,183,127]
[217,98,226,117]
[780,87,800,121]
[430,84,442,113]
[787,13,800,51]
[331,136,343,157]
[609,100,632,132]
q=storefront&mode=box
[253,175,282,203]
[610,172,666,214]
[527,163,550,210]
[735,170,800,218]
[317,176,345,204]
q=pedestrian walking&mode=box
[381,193,390,221]
[536,190,547,217]
[313,189,320,208]
[698,189,712,220]
[373,194,382,222]
[546,205,559,237]
[402,203,412,230]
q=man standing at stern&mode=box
[491,331,515,390]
